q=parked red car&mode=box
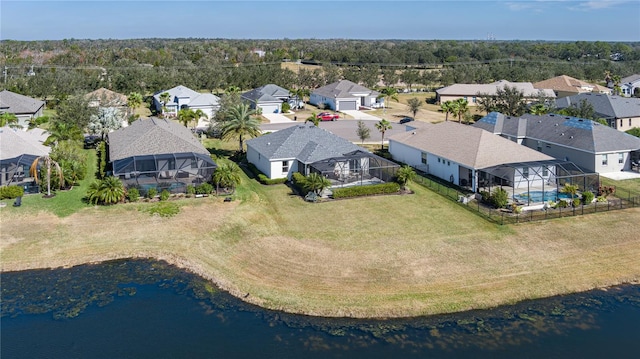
[317,112,339,121]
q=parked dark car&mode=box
[399,117,414,124]
[83,135,101,149]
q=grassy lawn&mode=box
[2,147,639,318]
[600,177,640,197]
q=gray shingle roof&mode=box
[107,118,210,161]
[0,90,45,115]
[241,84,291,104]
[246,124,364,163]
[621,74,640,84]
[474,112,640,153]
[555,93,640,119]
[312,80,378,99]
[390,121,553,169]
[152,85,219,107]
[0,126,50,161]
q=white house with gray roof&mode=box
[555,93,640,132]
[620,74,640,98]
[309,80,381,111]
[108,118,217,193]
[473,112,640,173]
[246,124,369,180]
[152,85,220,127]
[0,90,46,129]
[389,121,556,192]
[436,80,555,106]
[241,84,291,114]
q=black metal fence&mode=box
[413,173,640,225]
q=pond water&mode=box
[1,259,639,359]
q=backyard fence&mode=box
[413,172,640,225]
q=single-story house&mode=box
[533,75,611,99]
[0,126,49,192]
[435,80,555,105]
[0,90,46,129]
[85,87,129,128]
[246,124,398,185]
[620,74,640,98]
[389,121,558,193]
[309,80,381,111]
[108,118,217,194]
[555,93,640,132]
[152,85,220,125]
[241,84,291,114]
[473,112,640,174]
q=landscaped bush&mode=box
[257,173,287,185]
[195,182,213,195]
[142,202,180,217]
[147,187,157,199]
[582,190,594,204]
[291,172,306,193]
[281,102,290,113]
[160,189,170,201]
[479,190,491,203]
[557,199,569,208]
[490,188,509,209]
[186,185,195,197]
[332,182,400,199]
[127,188,140,202]
[572,198,581,207]
[0,185,24,199]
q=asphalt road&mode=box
[260,119,409,143]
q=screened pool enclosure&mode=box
[308,150,400,188]
[112,152,217,194]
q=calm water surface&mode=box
[1,259,639,358]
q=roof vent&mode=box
[560,133,564,136]
[267,142,271,146]
[411,131,416,135]
[554,123,558,126]
[538,120,542,123]
[570,136,573,139]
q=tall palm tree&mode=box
[177,108,196,128]
[30,155,64,197]
[440,101,456,122]
[375,119,393,150]
[219,103,260,153]
[213,162,242,194]
[378,87,399,114]
[159,92,171,113]
[192,109,207,129]
[454,98,468,123]
[43,121,83,146]
[127,92,143,117]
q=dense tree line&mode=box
[1,39,639,105]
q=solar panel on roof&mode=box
[480,112,498,125]
[562,117,594,131]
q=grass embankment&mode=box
[2,162,639,318]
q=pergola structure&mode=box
[479,159,598,206]
[308,150,400,188]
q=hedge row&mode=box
[0,185,25,199]
[245,163,287,185]
[332,182,400,199]
[291,172,306,193]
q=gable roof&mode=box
[436,80,555,98]
[474,112,640,154]
[85,88,127,107]
[152,85,220,107]
[621,74,640,85]
[533,75,604,95]
[0,90,45,115]
[555,93,640,119]
[241,84,291,104]
[312,80,378,99]
[390,121,553,169]
[108,118,210,161]
[246,124,363,163]
[0,126,50,161]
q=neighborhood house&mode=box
[0,90,46,129]
[309,80,381,111]
[555,93,640,132]
[241,84,292,114]
[152,85,220,127]
[0,127,49,193]
[435,80,555,105]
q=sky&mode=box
[1,0,639,42]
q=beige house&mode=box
[533,75,611,99]
[435,80,555,106]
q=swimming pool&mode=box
[515,190,572,203]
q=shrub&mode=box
[257,173,287,185]
[147,187,157,199]
[332,182,400,199]
[127,188,140,202]
[195,182,213,195]
[186,185,195,197]
[582,191,594,204]
[490,188,509,209]
[160,189,170,201]
[557,199,569,208]
[291,172,306,193]
[572,198,581,207]
[281,102,291,113]
[143,202,180,217]
[479,191,491,203]
[0,185,24,199]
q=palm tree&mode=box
[30,155,64,197]
[529,103,549,116]
[192,109,207,129]
[375,119,392,150]
[440,101,456,122]
[127,92,143,117]
[305,112,320,126]
[177,108,196,128]
[561,183,579,203]
[159,92,171,113]
[304,172,331,195]
[395,165,416,190]
[454,98,468,123]
[96,176,126,205]
[225,86,241,94]
[0,113,21,128]
[219,103,260,153]
[213,162,242,194]
[44,121,83,146]
[378,87,399,114]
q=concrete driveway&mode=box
[340,110,382,121]
[263,113,294,123]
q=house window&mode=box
[620,119,623,128]
[421,152,427,165]
[447,161,451,166]
[472,96,476,103]
[630,119,632,127]
[542,166,548,177]
[438,158,441,163]
[619,153,624,164]
[602,154,608,166]
[522,167,529,179]
[282,161,289,173]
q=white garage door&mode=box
[259,104,280,114]
[338,101,357,111]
